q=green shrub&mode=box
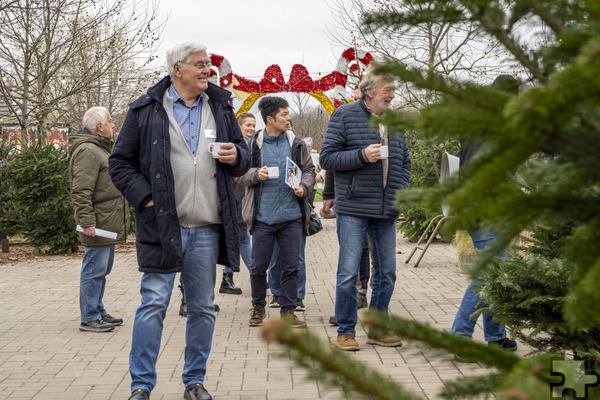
[480,220,600,362]
[398,132,458,241]
[314,188,323,203]
[1,146,79,254]
[0,145,22,237]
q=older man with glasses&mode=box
[109,41,250,400]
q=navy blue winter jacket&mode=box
[108,76,251,273]
[320,100,411,219]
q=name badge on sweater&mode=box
[204,129,216,139]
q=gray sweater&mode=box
[163,91,221,227]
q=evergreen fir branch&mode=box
[374,60,515,114]
[521,0,571,34]
[440,374,502,399]
[363,311,520,370]
[459,1,547,82]
[565,258,600,330]
[479,252,600,358]
[260,320,425,400]
[362,2,466,31]
[260,317,562,399]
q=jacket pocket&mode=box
[136,206,160,245]
[94,198,124,235]
[346,175,357,200]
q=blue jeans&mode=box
[251,219,301,312]
[267,233,306,299]
[223,229,252,273]
[450,231,507,342]
[335,214,397,336]
[80,245,115,322]
[130,225,219,392]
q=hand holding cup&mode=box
[208,142,238,164]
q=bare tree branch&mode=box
[325,0,519,108]
[0,0,164,145]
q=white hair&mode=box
[166,42,208,78]
[82,107,109,133]
[359,65,394,99]
[303,137,313,145]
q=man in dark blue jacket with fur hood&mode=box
[109,42,250,400]
[320,66,411,352]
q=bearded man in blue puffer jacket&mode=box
[320,66,411,352]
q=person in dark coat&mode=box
[109,41,250,400]
[320,66,411,351]
[69,107,128,333]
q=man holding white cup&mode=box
[109,41,250,400]
[267,166,279,179]
[239,96,315,329]
[320,66,411,351]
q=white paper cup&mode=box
[208,142,225,158]
[267,166,279,179]
[379,145,389,160]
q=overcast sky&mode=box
[156,0,349,81]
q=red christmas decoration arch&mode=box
[208,48,374,116]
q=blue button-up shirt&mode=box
[169,85,203,156]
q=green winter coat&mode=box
[68,128,128,246]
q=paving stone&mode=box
[0,203,513,399]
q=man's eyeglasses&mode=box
[178,61,211,70]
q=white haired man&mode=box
[69,107,128,333]
[109,42,250,400]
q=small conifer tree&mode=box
[1,146,79,254]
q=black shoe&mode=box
[214,304,220,312]
[488,337,518,351]
[295,299,306,311]
[269,294,280,308]
[128,388,150,400]
[79,319,115,332]
[328,315,338,326]
[219,272,242,295]
[184,383,212,400]
[102,313,123,326]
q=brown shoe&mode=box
[336,334,359,351]
[366,334,403,347]
[249,304,266,327]
[281,310,307,328]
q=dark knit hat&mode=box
[492,74,520,94]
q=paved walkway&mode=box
[0,205,521,400]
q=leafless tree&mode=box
[0,1,19,13]
[288,93,330,150]
[0,0,164,145]
[326,0,511,109]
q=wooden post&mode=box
[1,238,8,253]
